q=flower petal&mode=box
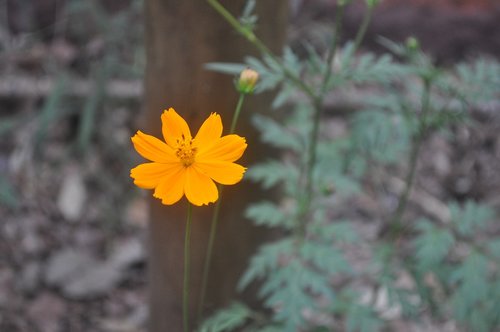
[161,108,192,147]
[153,166,186,205]
[197,134,247,162]
[184,167,218,206]
[131,131,177,163]
[195,161,246,185]
[130,162,180,189]
[194,113,222,150]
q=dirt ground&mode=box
[0,1,499,331]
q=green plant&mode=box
[200,1,500,331]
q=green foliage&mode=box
[412,201,500,331]
[244,55,285,92]
[271,83,295,109]
[310,219,358,244]
[453,58,500,102]
[449,251,498,332]
[199,303,252,332]
[261,260,325,331]
[414,219,455,269]
[237,231,353,331]
[315,140,363,197]
[204,63,247,76]
[246,160,298,191]
[350,109,412,164]
[338,49,408,85]
[253,327,283,332]
[449,200,494,236]
[238,239,294,291]
[252,114,303,152]
[300,241,351,276]
[204,1,500,331]
[450,252,489,303]
[239,0,258,30]
[245,202,292,229]
[487,239,500,258]
[346,304,382,332]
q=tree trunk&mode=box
[142,1,288,331]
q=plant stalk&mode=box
[198,92,246,319]
[197,186,223,320]
[230,93,245,133]
[387,79,432,239]
[353,3,375,53]
[183,203,193,332]
[299,3,347,238]
[320,3,345,95]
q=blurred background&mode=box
[0,0,499,331]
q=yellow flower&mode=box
[130,108,247,206]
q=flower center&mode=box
[175,135,197,167]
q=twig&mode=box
[386,78,432,239]
[352,3,375,53]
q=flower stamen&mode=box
[176,137,197,167]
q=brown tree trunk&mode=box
[142,1,288,331]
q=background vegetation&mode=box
[200,1,500,331]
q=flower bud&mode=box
[406,36,420,52]
[237,68,259,94]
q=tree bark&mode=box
[142,1,288,331]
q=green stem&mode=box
[198,92,246,319]
[299,4,347,238]
[353,3,374,53]
[198,186,224,320]
[300,98,322,217]
[206,0,317,101]
[320,3,345,95]
[230,94,245,133]
[183,203,193,332]
[387,79,432,239]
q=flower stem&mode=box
[198,92,246,320]
[198,186,223,320]
[230,94,245,133]
[183,203,193,332]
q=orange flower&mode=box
[130,108,247,206]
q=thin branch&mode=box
[386,78,432,239]
[352,3,375,53]
[319,3,345,96]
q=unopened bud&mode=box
[237,68,259,94]
[406,37,419,52]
